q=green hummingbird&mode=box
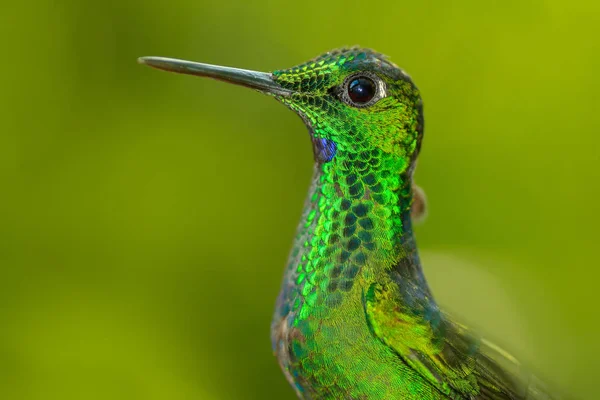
[139,48,559,399]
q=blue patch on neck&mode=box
[313,137,337,163]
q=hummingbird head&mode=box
[139,47,423,175]
[273,48,423,170]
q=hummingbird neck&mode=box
[287,147,431,316]
[309,151,422,277]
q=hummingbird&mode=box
[139,48,558,399]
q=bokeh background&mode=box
[3,0,599,399]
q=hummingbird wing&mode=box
[364,279,557,399]
[473,335,556,399]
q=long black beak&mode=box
[138,56,292,97]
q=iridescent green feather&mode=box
[269,48,558,400]
[138,46,560,400]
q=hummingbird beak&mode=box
[138,56,293,97]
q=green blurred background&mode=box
[2,0,599,399]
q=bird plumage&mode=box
[269,48,557,399]
[139,47,560,399]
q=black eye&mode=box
[347,76,376,104]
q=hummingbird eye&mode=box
[340,73,384,108]
[348,77,375,103]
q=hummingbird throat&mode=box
[288,145,421,321]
